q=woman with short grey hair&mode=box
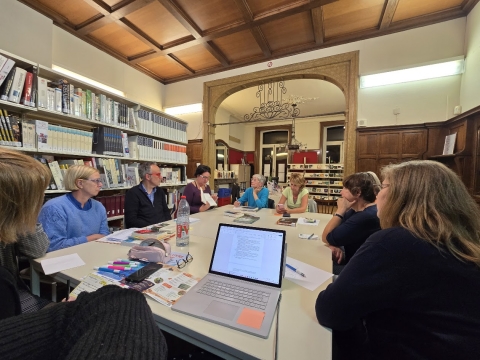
[234,174,269,208]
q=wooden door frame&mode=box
[202,51,359,176]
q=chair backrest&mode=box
[308,199,318,213]
[231,184,240,204]
[267,198,275,209]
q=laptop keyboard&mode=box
[197,280,270,310]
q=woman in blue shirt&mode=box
[233,174,269,208]
[38,165,109,252]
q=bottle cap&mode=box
[181,195,186,199]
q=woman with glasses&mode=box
[316,160,480,359]
[183,164,218,214]
[321,172,381,273]
[38,165,109,252]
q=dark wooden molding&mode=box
[203,41,230,67]
[379,0,400,30]
[311,7,325,45]
[167,54,194,74]
[462,0,480,13]
[156,0,203,38]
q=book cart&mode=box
[0,48,188,226]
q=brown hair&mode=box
[63,165,99,191]
[343,172,379,203]
[289,172,305,191]
[380,160,480,267]
[0,149,51,244]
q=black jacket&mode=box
[124,184,171,228]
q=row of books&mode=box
[128,135,187,163]
[136,109,187,143]
[38,77,132,129]
[125,163,185,187]
[0,55,36,107]
[97,194,125,218]
[0,108,21,146]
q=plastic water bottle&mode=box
[176,196,190,247]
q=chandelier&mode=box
[243,81,292,121]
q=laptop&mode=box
[172,223,286,338]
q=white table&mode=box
[31,207,333,360]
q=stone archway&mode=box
[202,51,359,175]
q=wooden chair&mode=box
[315,199,337,214]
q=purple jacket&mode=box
[182,182,212,214]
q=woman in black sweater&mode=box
[316,160,480,359]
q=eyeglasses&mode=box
[198,175,210,180]
[148,173,162,178]
[86,178,103,185]
[176,252,193,269]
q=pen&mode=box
[95,267,121,273]
[308,233,315,239]
[286,264,306,277]
[103,265,131,270]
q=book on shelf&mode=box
[0,58,15,88]
[0,109,13,145]
[21,119,36,148]
[20,72,33,106]
[33,155,58,190]
[276,217,298,227]
[8,67,27,103]
[8,114,21,146]
[442,133,457,155]
[0,67,16,101]
[233,214,260,224]
[35,120,49,150]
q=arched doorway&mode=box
[202,51,359,176]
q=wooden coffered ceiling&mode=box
[19,0,479,84]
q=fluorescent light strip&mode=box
[52,65,125,97]
[360,59,465,89]
[164,103,202,115]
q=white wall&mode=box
[52,28,164,110]
[460,2,480,112]
[0,1,52,66]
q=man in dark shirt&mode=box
[124,162,171,228]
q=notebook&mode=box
[172,223,286,338]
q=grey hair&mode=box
[252,174,266,185]
[138,162,157,180]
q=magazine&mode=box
[70,262,199,307]
[232,206,259,213]
[224,210,245,218]
[297,217,320,226]
[233,214,260,224]
[276,217,298,227]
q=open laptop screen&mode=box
[209,223,286,288]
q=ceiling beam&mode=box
[156,0,202,38]
[167,54,194,74]
[379,0,400,30]
[77,0,154,35]
[203,41,230,67]
[131,0,336,63]
[233,0,271,57]
[311,7,325,45]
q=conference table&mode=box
[31,206,334,360]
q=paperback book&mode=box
[232,206,259,213]
[277,217,298,227]
[224,210,245,218]
[233,214,260,224]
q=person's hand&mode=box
[329,246,344,264]
[87,234,106,242]
[253,187,261,195]
[276,205,286,214]
[234,200,240,207]
[212,194,218,201]
[201,202,211,212]
[336,197,355,214]
[62,296,76,302]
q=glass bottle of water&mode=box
[176,196,190,247]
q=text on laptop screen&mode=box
[210,225,284,286]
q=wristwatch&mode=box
[334,213,344,219]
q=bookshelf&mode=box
[0,48,188,219]
[287,162,344,201]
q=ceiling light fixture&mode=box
[52,65,125,97]
[360,58,465,88]
[164,103,202,115]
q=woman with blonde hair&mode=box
[276,172,309,214]
[316,160,480,359]
[38,165,109,251]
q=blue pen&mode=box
[94,267,121,273]
[286,264,306,277]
